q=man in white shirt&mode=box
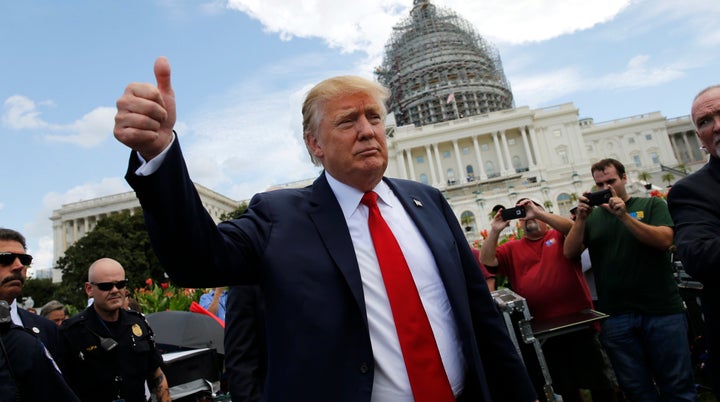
[113,57,537,402]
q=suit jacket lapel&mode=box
[384,178,438,255]
[308,173,369,329]
[384,178,465,292]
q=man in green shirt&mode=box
[564,158,695,401]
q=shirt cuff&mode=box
[133,131,176,176]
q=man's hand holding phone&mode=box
[501,206,527,221]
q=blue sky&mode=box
[2,0,719,273]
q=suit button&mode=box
[359,362,369,373]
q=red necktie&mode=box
[361,191,454,402]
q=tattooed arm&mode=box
[148,367,171,402]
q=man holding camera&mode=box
[57,258,171,402]
[480,198,616,402]
[564,158,695,401]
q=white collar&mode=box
[324,173,395,218]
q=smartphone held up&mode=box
[583,188,612,206]
[501,206,526,221]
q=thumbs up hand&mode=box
[114,56,176,161]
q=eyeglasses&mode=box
[90,279,129,291]
[0,252,33,267]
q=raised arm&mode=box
[479,210,510,267]
[603,189,673,250]
[564,197,590,259]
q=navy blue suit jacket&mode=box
[126,138,535,402]
[668,155,720,396]
[224,285,266,402]
[18,306,59,358]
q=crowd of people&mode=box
[1,57,719,402]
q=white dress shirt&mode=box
[326,173,465,401]
[10,299,24,327]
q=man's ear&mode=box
[305,133,324,159]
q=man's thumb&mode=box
[154,56,173,95]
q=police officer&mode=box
[0,300,80,402]
[57,258,171,402]
[0,228,60,359]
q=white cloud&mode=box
[2,95,48,129]
[512,55,685,107]
[226,0,630,59]
[2,94,114,148]
[446,0,630,44]
[183,80,321,200]
[511,68,585,107]
[44,107,116,148]
[594,55,684,90]
[27,235,55,275]
[227,0,403,56]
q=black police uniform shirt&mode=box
[57,306,163,402]
[0,323,80,402]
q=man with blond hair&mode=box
[111,56,537,402]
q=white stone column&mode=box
[452,140,464,183]
[406,149,417,181]
[72,219,78,244]
[424,144,438,185]
[520,126,536,168]
[432,143,445,186]
[396,149,408,180]
[499,130,513,174]
[52,219,62,266]
[682,132,694,163]
[472,135,488,180]
[528,126,545,166]
[669,134,682,162]
[491,132,506,175]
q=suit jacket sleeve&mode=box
[125,137,263,288]
[438,192,536,402]
[668,157,720,285]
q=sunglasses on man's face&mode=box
[90,279,129,291]
[0,252,33,267]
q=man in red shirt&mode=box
[480,199,616,402]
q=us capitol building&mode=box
[48,0,705,282]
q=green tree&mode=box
[637,171,652,182]
[219,201,249,221]
[662,172,676,187]
[21,278,58,310]
[55,211,166,310]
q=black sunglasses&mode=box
[90,279,129,291]
[0,252,33,267]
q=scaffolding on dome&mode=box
[375,0,514,128]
